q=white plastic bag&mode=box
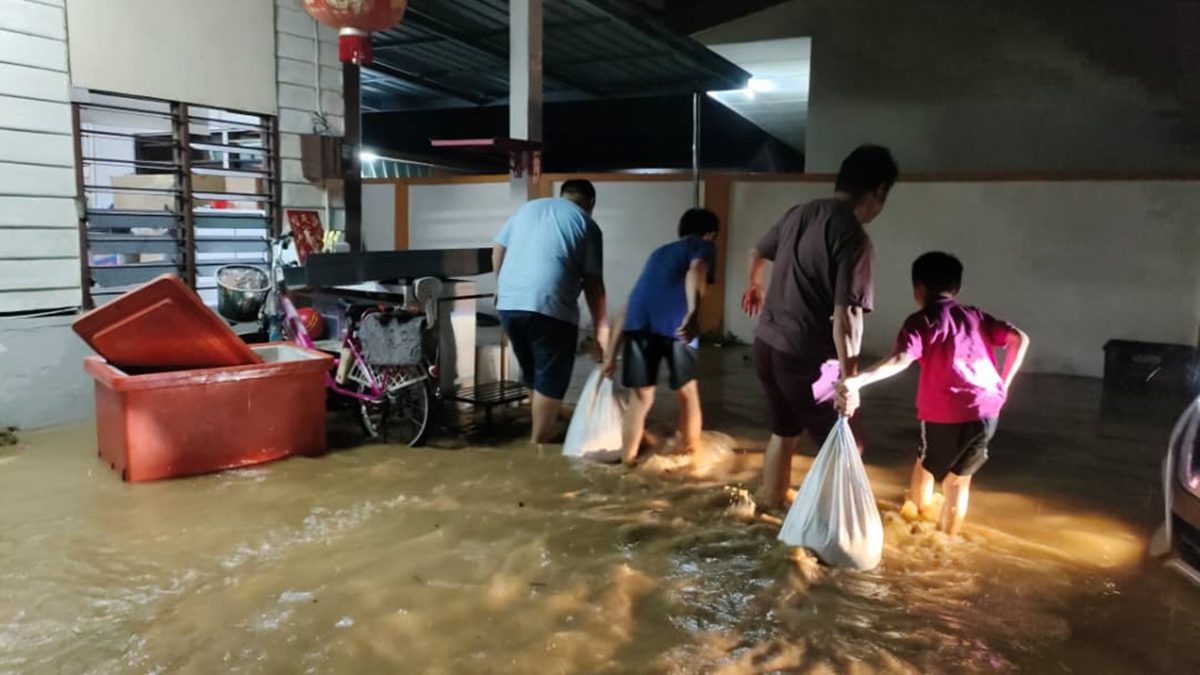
[562,368,625,462]
[778,418,884,570]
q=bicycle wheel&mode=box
[357,367,432,447]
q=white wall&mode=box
[409,181,520,314]
[406,180,699,324]
[0,2,86,428]
[724,180,1200,377]
[66,0,278,114]
[362,183,396,252]
[698,0,1200,172]
[0,316,92,428]
[275,0,346,232]
[572,181,699,324]
[1,0,346,428]
[723,181,827,343]
[0,0,79,313]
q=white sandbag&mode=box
[778,418,884,570]
[563,368,624,462]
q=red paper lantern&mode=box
[302,0,408,65]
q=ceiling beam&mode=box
[363,62,495,106]
[570,0,749,90]
[658,0,792,34]
[372,34,445,49]
[417,49,678,78]
[402,8,602,97]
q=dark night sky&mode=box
[364,95,804,173]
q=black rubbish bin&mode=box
[1103,340,1200,397]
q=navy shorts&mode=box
[499,310,578,400]
[621,332,698,390]
[753,339,840,439]
[919,418,997,481]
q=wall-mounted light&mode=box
[359,150,379,162]
[747,77,777,93]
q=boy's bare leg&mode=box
[531,393,563,444]
[760,434,801,510]
[675,380,703,453]
[621,387,656,465]
[911,460,935,505]
[939,473,972,535]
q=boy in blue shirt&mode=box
[603,209,719,465]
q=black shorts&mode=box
[621,332,698,390]
[753,339,840,439]
[499,310,578,400]
[919,418,998,481]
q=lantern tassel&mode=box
[338,27,373,65]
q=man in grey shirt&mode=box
[493,180,609,443]
[742,145,898,509]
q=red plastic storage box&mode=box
[85,343,333,482]
[73,274,263,371]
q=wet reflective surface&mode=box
[2,349,1198,673]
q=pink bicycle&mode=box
[216,233,437,446]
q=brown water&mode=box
[2,349,1198,674]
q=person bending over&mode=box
[604,208,719,465]
[494,180,609,443]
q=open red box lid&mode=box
[73,274,263,371]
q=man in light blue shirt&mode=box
[493,180,609,442]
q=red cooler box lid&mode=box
[73,274,263,370]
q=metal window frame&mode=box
[72,91,281,309]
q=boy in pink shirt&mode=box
[837,252,1031,534]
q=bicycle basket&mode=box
[215,265,269,322]
[358,311,424,366]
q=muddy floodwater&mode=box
[2,349,1199,673]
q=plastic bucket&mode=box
[215,265,269,322]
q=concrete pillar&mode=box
[343,63,363,251]
[509,0,542,204]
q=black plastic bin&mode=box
[1103,340,1200,396]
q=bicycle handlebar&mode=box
[269,231,294,251]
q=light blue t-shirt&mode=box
[494,197,604,326]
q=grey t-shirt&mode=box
[755,197,874,357]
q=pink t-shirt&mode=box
[895,298,1015,424]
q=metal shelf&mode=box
[449,380,529,426]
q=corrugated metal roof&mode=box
[363,0,750,111]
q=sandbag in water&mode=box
[563,368,625,462]
[778,418,884,570]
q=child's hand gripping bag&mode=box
[563,368,625,462]
[778,418,884,570]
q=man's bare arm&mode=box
[678,258,709,341]
[741,250,769,316]
[583,276,609,359]
[491,243,506,276]
[832,304,865,377]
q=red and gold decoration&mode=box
[302,0,408,65]
[285,209,325,264]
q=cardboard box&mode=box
[221,176,266,211]
[110,174,225,211]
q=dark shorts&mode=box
[621,332,698,390]
[499,310,578,400]
[919,418,998,481]
[753,339,840,439]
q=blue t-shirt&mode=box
[495,197,603,326]
[624,237,717,341]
